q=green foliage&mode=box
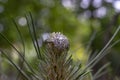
[0,0,120,80]
[0,13,120,80]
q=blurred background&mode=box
[0,0,120,80]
